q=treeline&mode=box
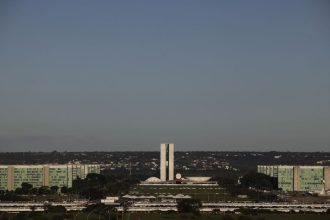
[72,173,139,199]
[0,173,139,201]
[1,151,330,171]
[214,171,278,202]
[10,183,66,195]
[0,184,68,201]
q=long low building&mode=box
[116,201,330,213]
[0,200,88,212]
[257,165,330,193]
[0,164,100,191]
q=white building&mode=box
[160,143,174,181]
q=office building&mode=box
[160,143,174,181]
[257,165,330,192]
[0,166,8,191]
[12,165,44,190]
[0,164,101,191]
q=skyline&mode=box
[0,1,330,152]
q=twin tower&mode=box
[160,143,174,181]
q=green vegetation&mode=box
[213,172,278,202]
[240,172,277,190]
[177,199,202,214]
[72,173,139,199]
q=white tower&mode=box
[160,143,174,181]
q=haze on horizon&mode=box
[0,1,329,152]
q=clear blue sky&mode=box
[0,0,329,151]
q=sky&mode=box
[0,0,329,152]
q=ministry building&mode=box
[0,164,100,191]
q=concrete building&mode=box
[12,165,44,190]
[160,143,174,181]
[0,166,8,191]
[257,165,330,193]
[0,164,101,191]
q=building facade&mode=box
[0,166,9,191]
[0,164,101,191]
[160,143,174,181]
[257,165,330,192]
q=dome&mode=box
[185,177,211,182]
[145,177,162,182]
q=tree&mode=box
[177,199,202,214]
[50,185,59,194]
[240,172,276,190]
[21,182,33,194]
[86,173,106,185]
[38,186,51,194]
[60,186,69,194]
[31,187,39,194]
[14,187,23,194]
